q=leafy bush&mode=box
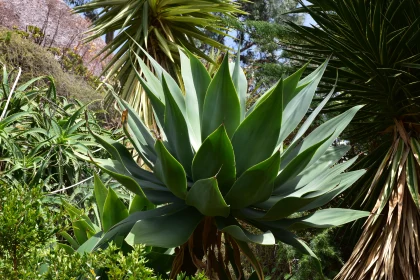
[0,185,60,278]
[0,27,103,104]
[0,66,116,191]
[265,229,343,280]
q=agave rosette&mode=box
[86,49,368,278]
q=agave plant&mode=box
[75,0,243,120]
[286,1,420,278]
[85,50,369,279]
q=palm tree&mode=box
[286,0,420,279]
[75,0,243,125]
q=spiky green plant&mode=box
[286,1,420,278]
[75,0,243,122]
[84,50,369,279]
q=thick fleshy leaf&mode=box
[192,125,235,194]
[201,54,241,139]
[216,217,275,245]
[291,86,334,145]
[284,209,370,230]
[128,195,155,214]
[281,105,363,170]
[274,145,351,196]
[57,243,76,255]
[77,232,103,254]
[247,62,307,116]
[231,79,283,176]
[225,151,280,209]
[90,157,146,197]
[274,133,331,191]
[186,178,230,217]
[154,140,187,199]
[290,156,359,197]
[161,76,193,171]
[232,52,247,120]
[93,173,108,225]
[276,61,328,146]
[125,207,203,248]
[298,170,366,211]
[118,98,156,163]
[180,49,211,149]
[94,204,185,250]
[89,129,160,185]
[62,200,96,245]
[257,196,318,221]
[102,187,129,232]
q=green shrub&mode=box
[36,244,159,280]
[257,228,343,280]
[0,27,103,105]
[0,185,60,279]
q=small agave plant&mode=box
[86,49,369,279]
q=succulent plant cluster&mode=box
[85,49,368,279]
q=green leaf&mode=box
[232,79,283,176]
[233,239,264,280]
[291,86,334,144]
[129,195,155,214]
[60,232,80,250]
[180,49,211,150]
[118,97,156,163]
[274,145,351,196]
[225,151,280,209]
[186,178,230,217]
[277,61,328,146]
[154,140,187,199]
[94,173,108,226]
[275,133,331,191]
[192,125,235,195]
[102,187,129,232]
[94,204,185,250]
[281,105,363,170]
[201,54,241,139]
[298,170,366,211]
[62,200,96,245]
[287,209,370,230]
[57,243,76,255]
[90,157,146,198]
[232,52,247,120]
[406,152,419,208]
[125,207,203,248]
[161,75,193,171]
[411,138,420,166]
[258,196,318,221]
[77,232,103,254]
[216,217,275,245]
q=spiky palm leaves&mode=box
[75,0,243,121]
[287,0,420,279]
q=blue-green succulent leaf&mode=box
[232,79,283,176]
[201,54,241,139]
[125,207,203,248]
[192,125,235,195]
[225,151,280,209]
[186,177,230,217]
[154,140,187,199]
